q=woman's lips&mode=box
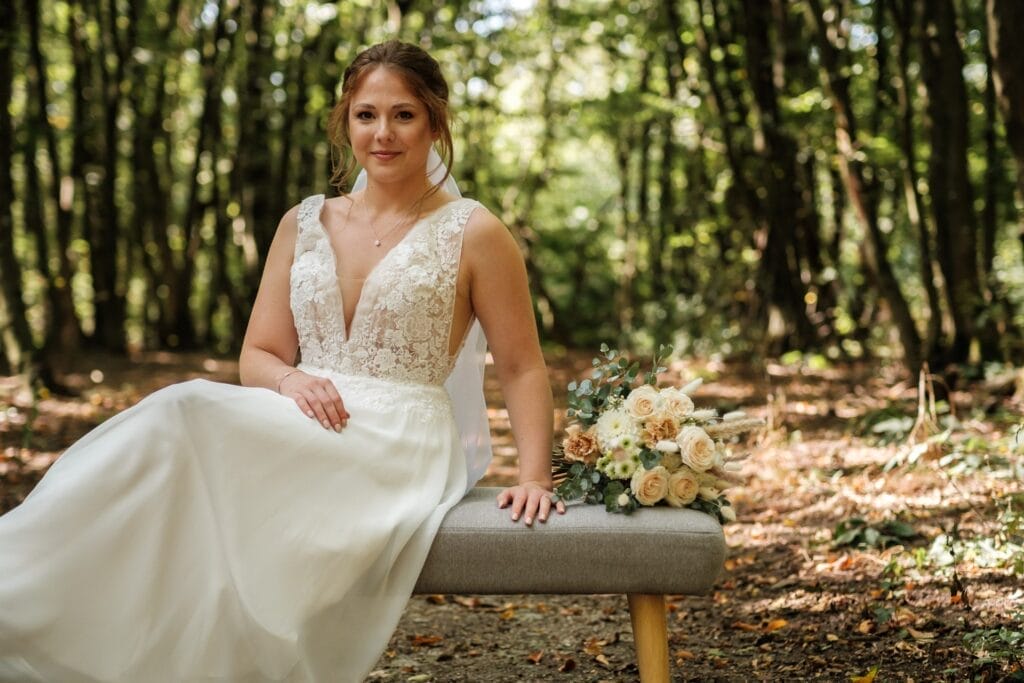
[371,151,400,161]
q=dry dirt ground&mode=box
[1,350,1022,682]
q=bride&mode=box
[0,40,563,682]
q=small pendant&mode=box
[374,239,381,247]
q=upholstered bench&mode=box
[414,487,727,682]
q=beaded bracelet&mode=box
[276,369,300,394]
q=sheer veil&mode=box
[353,148,493,492]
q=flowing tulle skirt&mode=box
[0,375,466,682]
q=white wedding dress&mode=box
[0,195,484,682]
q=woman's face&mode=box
[348,66,437,188]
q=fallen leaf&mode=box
[674,649,696,661]
[906,627,936,642]
[765,618,788,633]
[583,637,606,656]
[425,594,446,604]
[453,596,483,608]
[849,665,878,683]
[826,633,840,642]
[527,650,543,664]
[594,654,611,669]
[857,619,874,635]
[499,607,517,620]
[409,634,443,647]
[558,657,577,672]
[732,621,760,632]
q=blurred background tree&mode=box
[2,0,1023,385]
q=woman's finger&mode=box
[537,494,552,523]
[510,488,527,522]
[313,385,345,431]
[321,381,350,422]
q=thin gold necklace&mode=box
[361,194,426,247]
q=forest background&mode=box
[2,0,1024,680]
[2,0,1024,377]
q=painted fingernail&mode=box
[334,424,342,433]
[540,515,547,522]
[525,516,533,525]
[306,411,315,418]
[511,514,519,521]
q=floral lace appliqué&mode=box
[290,194,479,398]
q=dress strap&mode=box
[295,194,326,260]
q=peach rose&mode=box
[642,416,679,448]
[562,424,599,465]
[624,385,660,420]
[665,468,700,507]
[630,465,670,506]
[676,426,716,472]
[659,387,695,420]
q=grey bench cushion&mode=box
[415,487,726,595]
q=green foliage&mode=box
[565,343,670,426]
[963,613,1024,678]
[832,517,920,550]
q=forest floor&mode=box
[1,349,1022,682]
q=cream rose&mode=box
[676,426,716,472]
[624,385,660,420]
[630,465,670,506]
[659,387,695,420]
[665,468,700,507]
[562,424,599,465]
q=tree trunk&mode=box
[742,0,816,351]
[0,1,37,373]
[806,0,922,370]
[919,0,985,362]
[891,0,943,360]
[987,0,1024,208]
[89,0,128,351]
[27,0,82,364]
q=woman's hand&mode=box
[496,481,566,526]
[279,371,350,432]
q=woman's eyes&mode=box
[354,111,415,121]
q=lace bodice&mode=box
[290,194,479,386]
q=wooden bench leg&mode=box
[627,593,670,683]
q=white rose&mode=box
[676,426,716,472]
[654,440,680,453]
[624,385,660,420]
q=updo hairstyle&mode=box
[327,40,454,194]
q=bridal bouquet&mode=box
[551,344,763,523]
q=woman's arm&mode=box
[239,204,349,431]
[463,209,565,525]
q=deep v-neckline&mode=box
[315,197,462,340]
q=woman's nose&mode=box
[375,120,394,140]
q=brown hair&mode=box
[327,40,453,194]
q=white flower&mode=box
[654,440,680,453]
[723,410,747,421]
[595,406,637,450]
[679,378,703,395]
[720,505,737,522]
[617,492,631,507]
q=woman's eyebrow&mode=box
[352,102,419,110]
